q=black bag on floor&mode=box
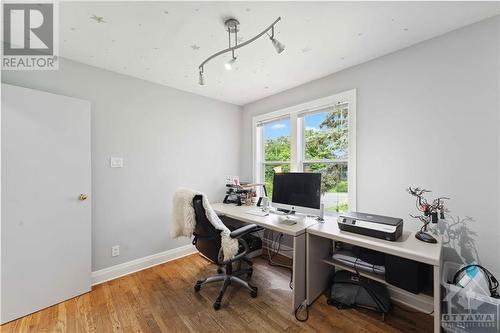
[327,270,392,316]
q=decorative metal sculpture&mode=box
[407,187,449,243]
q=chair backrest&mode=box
[192,195,222,263]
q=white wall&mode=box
[241,17,500,273]
[2,58,242,271]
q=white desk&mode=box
[212,203,318,311]
[306,221,442,332]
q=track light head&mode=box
[224,57,237,71]
[198,70,205,86]
[196,17,283,85]
[270,37,285,54]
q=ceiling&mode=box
[59,2,500,105]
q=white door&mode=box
[1,84,91,324]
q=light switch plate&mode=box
[110,157,123,168]
[111,245,120,257]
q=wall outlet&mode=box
[110,157,123,168]
[111,245,120,257]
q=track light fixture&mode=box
[268,26,285,54]
[271,38,286,54]
[198,17,284,86]
[224,56,237,71]
[198,69,205,86]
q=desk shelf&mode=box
[322,257,386,284]
[322,256,434,309]
[307,224,441,332]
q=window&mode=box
[261,118,291,199]
[253,90,356,214]
[302,107,349,213]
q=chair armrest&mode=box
[218,225,263,265]
[229,224,263,239]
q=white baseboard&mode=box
[91,244,197,286]
[91,241,434,315]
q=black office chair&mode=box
[192,195,263,310]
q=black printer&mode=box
[337,212,403,241]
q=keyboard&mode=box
[246,210,269,217]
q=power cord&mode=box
[265,230,293,290]
[294,302,309,322]
[265,230,292,270]
[264,230,307,321]
[452,264,500,299]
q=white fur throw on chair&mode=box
[171,188,239,261]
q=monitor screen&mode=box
[272,172,321,209]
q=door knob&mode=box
[79,194,88,201]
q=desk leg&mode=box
[292,233,306,312]
[434,265,441,332]
[306,233,334,305]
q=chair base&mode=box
[194,264,258,310]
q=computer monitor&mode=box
[271,172,322,215]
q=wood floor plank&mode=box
[0,253,432,333]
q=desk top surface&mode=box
[307,221,442,266]
[213,203,442,265]
[212,203,318,237]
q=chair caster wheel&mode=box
[250,287,258,298]
[213,302,221,310]
[194,281,203,292]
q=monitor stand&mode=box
[279,218,298,226]
[277,208,295,215]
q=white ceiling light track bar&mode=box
[198,17,285,86]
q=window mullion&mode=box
[259,125,264,183]
[289,111,299,172]
[262,161,290,165]
[303,159,348,164]
[297,115,304,172]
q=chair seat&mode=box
[191,195,261,310]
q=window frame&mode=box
[252,89,357,211]
[258,117,292,191]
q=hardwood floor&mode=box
[0,254,432,333]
